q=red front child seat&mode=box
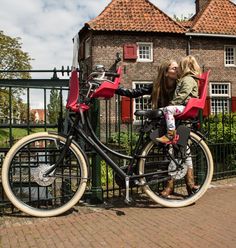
[90,66,122,99]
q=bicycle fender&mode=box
[193,130,208,141]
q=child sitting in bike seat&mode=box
[156,55,201,144]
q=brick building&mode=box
[31,109,46,123]
[78,0,236,121]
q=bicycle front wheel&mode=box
[2,132,88,217]
[138,132,213,207]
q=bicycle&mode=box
[1,62,214,217]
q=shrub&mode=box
[203,113,236,142]
[109,131,139,155]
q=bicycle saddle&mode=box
[134,109,163,119]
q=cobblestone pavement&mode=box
[0,179,236,248]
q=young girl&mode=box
[156,55,201,144]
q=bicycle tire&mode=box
[2,132,88,217]
[138,131,213,207]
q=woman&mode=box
[116,59,178,108]
[116,58,199,197]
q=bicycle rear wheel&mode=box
[138,132,213,207]
[2,132,88,217]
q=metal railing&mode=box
[0,69,70,209]
[99,96,236,199]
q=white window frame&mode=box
[137,42,153,62]
[132,81,152,122]
[85,37,91,59]
[224,46,236,67]
[209,82,231,114]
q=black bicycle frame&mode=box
[75,111,147,180]
[45,109,171,183]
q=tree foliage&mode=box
[0,31,33,123]
[47,89,62,124]
[0,31,32,79]
[173,14,193,22]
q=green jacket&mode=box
[169,75,199,106]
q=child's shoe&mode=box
[155,130,176,144]
[160,179,174,197]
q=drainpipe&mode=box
[187,35,192,55]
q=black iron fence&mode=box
[0,70,236,210]
[0,69,70,209]
[99,96,236,199]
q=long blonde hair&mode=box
[152,59,177,109]
[179,55,201,78]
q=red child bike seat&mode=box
[66,69,89,112]
[66,66,122,112]
[90,66,122,99]
[176,70,211,120]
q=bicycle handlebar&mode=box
[104,72,120,78]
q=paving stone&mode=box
[0,181,236,247]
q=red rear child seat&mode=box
[176,70,211,120]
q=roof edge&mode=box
[186,32,236,38]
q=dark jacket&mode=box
[115,84,175,108]
[115,84,153,98]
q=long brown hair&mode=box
[151,59,177,109]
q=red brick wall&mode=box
[83,33,236,98]
[189,36,236,97]
[90,33,187,89]
[78,31,236,138]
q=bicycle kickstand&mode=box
[124,176,132,204]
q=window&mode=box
[210,82,231,114]
[132,81,152,122]
[225,46,236,66]
[137,42,153,62]
[85,38,91,59]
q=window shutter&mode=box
[121,96,133,123]
[231,97,236,112]
[203,96,210,117]
[123,44,137,60]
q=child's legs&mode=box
[163,105,185,130]
[185,146,193,169]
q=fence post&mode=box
[90,99,103,203]
[199,109,203,131]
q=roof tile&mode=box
[86,0,186,34]
[190,0,236,35]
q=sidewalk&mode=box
[0,180,236,248]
